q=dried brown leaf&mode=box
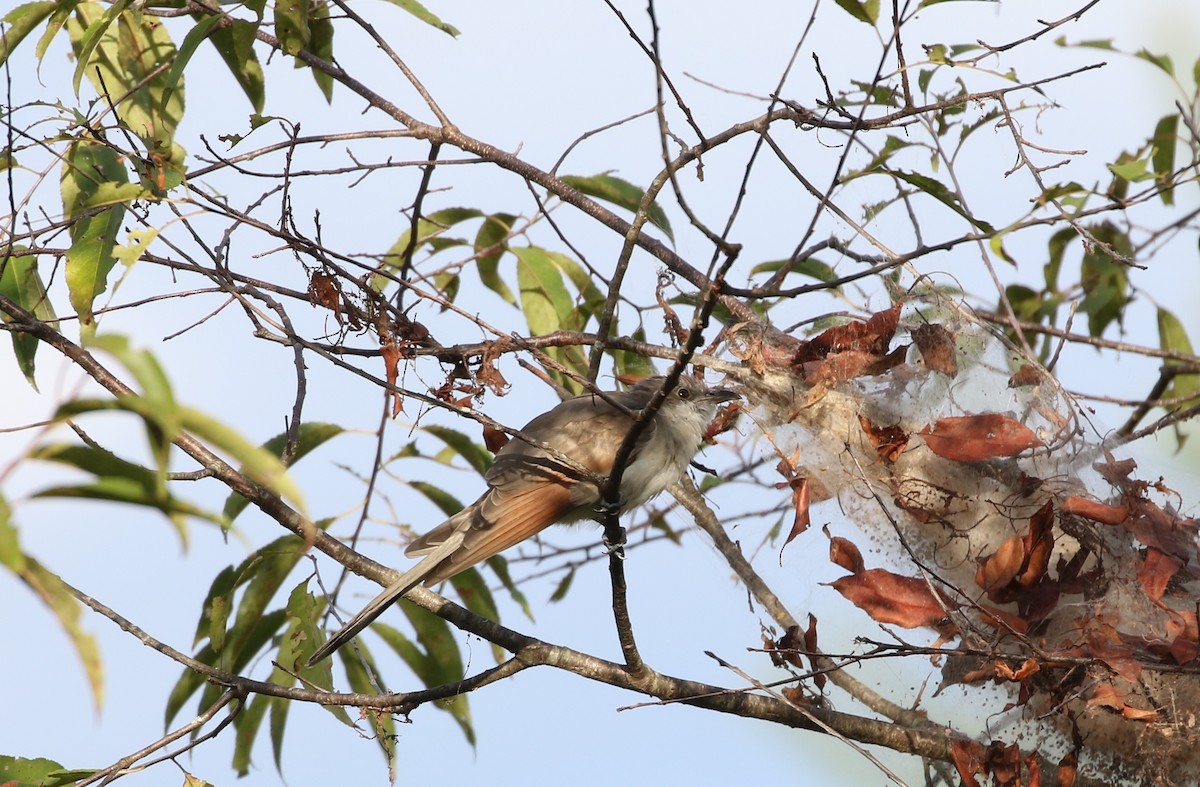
[793,302,902,364]
[1061,495,1128,525]
[828,569,957,630]
[950,739,986,787]
[1137,547,1183,606]
[920,414,1043,462]
[858,414,909,463]
[826,529,865,574]
[1008,363,1042,388]
[912,322,958,377]
[977,534,1025,593]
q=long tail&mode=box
[306,530,465,665]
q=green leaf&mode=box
[0,1,56,65]
[223,422,344,522]
[67,3,188,190]
[34,0,75,63]
[613,325,656,380]
[0,251,55,389]
[548,566,575,602]
[382,601,475,743]
[484,555,534,620]
[1135,48,1174,76]
[446,568,506,661]
[203,17,265,112]
[30,444,226,540]
[180,406,307,515]
[0,756,72,786]
[514,245,573,336]
[379,207,484,285]
[749,257,837,284]
[69,0,129,97]
[560,174,673,241]
[161,13,224,115]
[833,0,879,24]
[0,498,104,711]
[274,0,309,55]
[474,213,518,305]
[1157,307,1200,410]
[888,169,995,233]
[1107,156,1153,182]
[379,0,459,36]
[1150,114,1179,206]
[167,535,313,731]
[232,692,271,776]
[1078,223,1131,336]
[60,138,129,333]
[421,424,493,475]
[408,480,464,518]
[308,1,333,101]
[336,643,396,767]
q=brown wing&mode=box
[404,384,661,585]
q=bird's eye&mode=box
[677,387,691,400]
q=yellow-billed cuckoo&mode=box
[308,374,738,664]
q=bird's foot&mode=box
[595,494,624,518]
[602,527,628,559]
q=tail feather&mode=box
[306,530,465,665]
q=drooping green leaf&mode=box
[308,1,334,101]
[548,566,575,602]
[833,0,879,24]
[180,406,307,515]
[0,251,55,389]
[380,598,475,743]
[1078,223,1131,336]
[0,497,104,711]
[60,138,129,334]
[1150,114,1179,205]
[1157,307,1200,412]
[0,756,74,787]
[69,0,130,97]
[166,536,310,728]
[484,554,533,620]
[1135,48,1174,76]
[514,246,572,335]
[67,3,188,191]
[223,422,344,522]
[613,325,656,380]
[514,246,588,388]
[161,13,225,114]
[749,257,838,285]
[447,568,506,661]
[887,169,995,233]
[0,1,56,65]
[378,0,460,37]
[421,424,493,475]
[474,212,518,305]
[274,0,309,55]
[560,173,673,241]
[336,642,397,768]
[203,17,265,112]
[408,480,464,518]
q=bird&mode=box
[307,374,738,665]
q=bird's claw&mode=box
[602,532,628,560]
[595,495,624,518]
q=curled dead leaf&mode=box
[912,322,958,377]
[858,414,909,463]
[828,568,957,630]
[919,414,1043,462]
